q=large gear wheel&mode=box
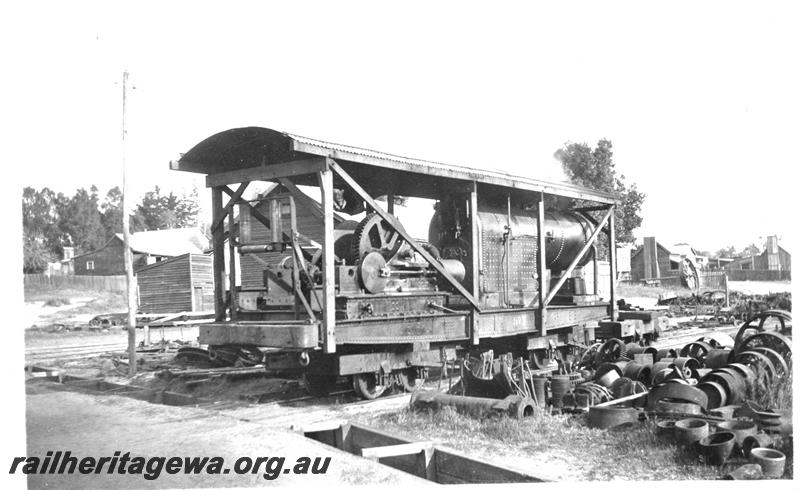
[350,212,406,263]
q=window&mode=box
[86,260,95,271]
[670,261,679,271]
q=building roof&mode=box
[114,228,209,257]
[135,252,211,274]
[631,239,704,264]
[173,127,617,204]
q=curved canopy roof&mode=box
[172,127,616,204]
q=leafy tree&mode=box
[22,187,69,256]
[715,245,737,258]
[22,233,53,273]
[100,186,123,241]
[133,185,200,231]
[738,243,762,258]
[554,139,646,257]
[58,186,105,254]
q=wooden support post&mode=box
[724,273,729,307]
[469,182,480,345]
[608,208,617,321]
[536,193,547,336]
[318,162,336,353]
[121,70,138,373]
[592,244,599,296]
[387,192,394,215]
[211,187,227,321]
[227,203,238,322]
[210,182,248,233]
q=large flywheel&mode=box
[350,212,406,263]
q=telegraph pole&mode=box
[122,70,137,375]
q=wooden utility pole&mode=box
[122,70,137,375]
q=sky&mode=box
[5,1,799,255]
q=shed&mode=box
[71,228,209,276]
[725,236,791,273]
[630,237,704,282]
[136,253,215,314]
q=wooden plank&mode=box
[206,158,327,187]
[469,182,480,345]
[211,182,248,233]
[608,208,617,321]
[329,160,482,311]
[536,192,547,335]
[294,420,350,434]
[211,187,226,321]
[434,448,546,483]
[361,443,432,461]
[318,164,336,353]
[228,203,238,321]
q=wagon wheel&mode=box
[734,310,792,348]
[680,341,713,363]
[735,350,776,385]
[578,342,602,368]
[396,368,424,392]
[350,213,406,263]
[352,373,388,400]
[595,339,627,364]
[735,332,792,366]
[304,374,337,397]
[749,346,790,377]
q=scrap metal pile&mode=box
[411,310,792,477]
[657,290,792,322]
[574,309,792,478]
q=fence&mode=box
[726,269,791,281]
[24,274,129,292]
[699,271,728,289]
[619,271,729,291]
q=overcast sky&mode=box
[6,1,799,253]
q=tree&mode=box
[133,185,200,231]
[23,233,53,273]
[715,245,737,258]
[100,186,123,241]
[554,140,646,256]
[738,243,762,258]
[58,186,105,254]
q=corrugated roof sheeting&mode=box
[176,127,616,203]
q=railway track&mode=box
[25,342,130,362]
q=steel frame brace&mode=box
[328,160,482,312]
[539,206,614,308]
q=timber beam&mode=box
[205,158,328,187]
[211,182,249,233]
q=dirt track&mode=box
[24,382,423,488]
